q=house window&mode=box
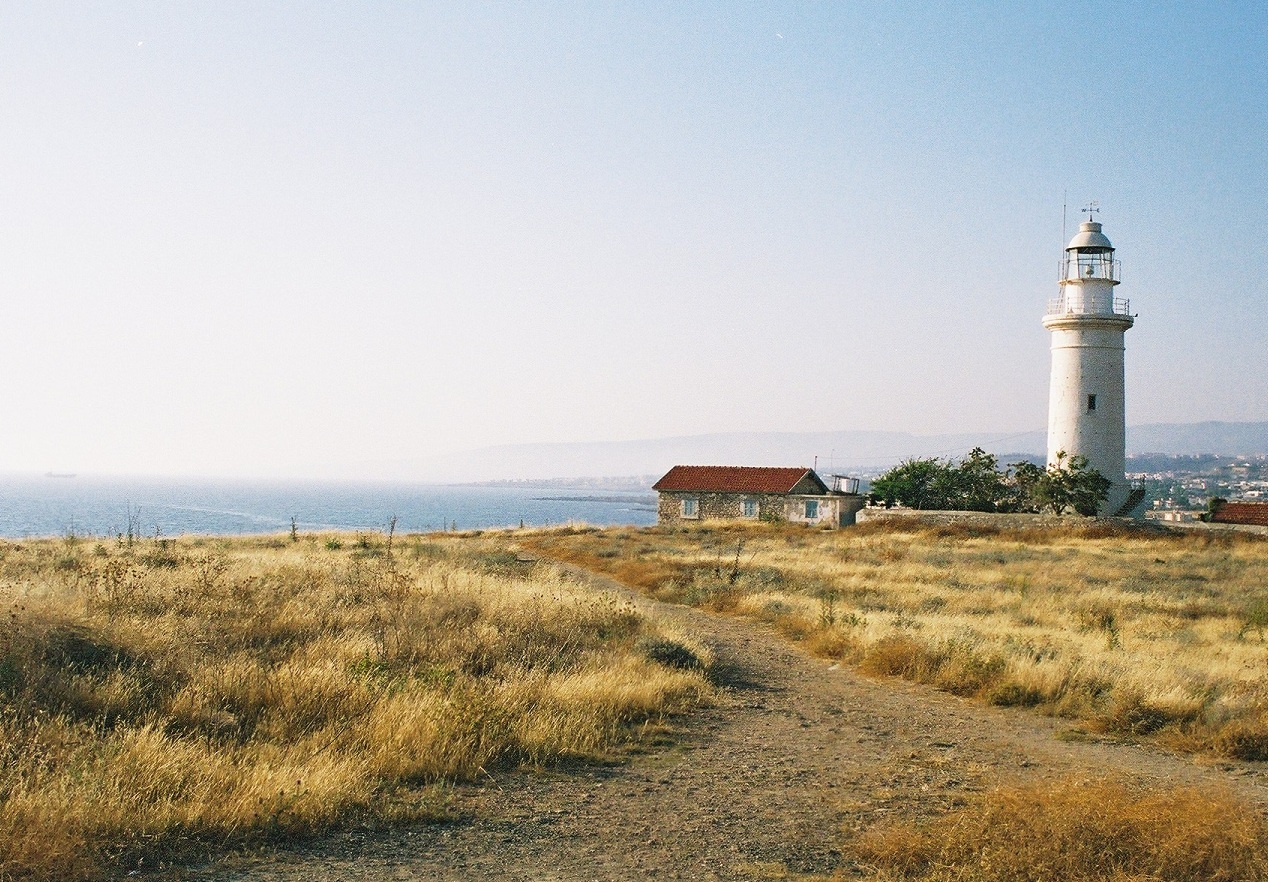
[742,498,758,518]
[681,497,699,518]
[1087,394,1097,412]
[804,499,819,519]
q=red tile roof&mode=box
[1210,501,1268,527]
[653,465,825,494]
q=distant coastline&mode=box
[533,494,657,509]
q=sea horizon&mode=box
[0,472,657,540]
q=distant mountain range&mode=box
[362,421,1268,483]
[1126,422,1268,457]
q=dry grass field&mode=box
[6,519,1268,882]
[513,520,1268,879]
[0,531,708,882]
[522,520,1268,759]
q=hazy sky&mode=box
[2,2,1266,478]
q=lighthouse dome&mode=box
[1066,220,1113,252]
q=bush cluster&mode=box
[869,447,1111,515]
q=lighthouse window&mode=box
[1087,394,1097,412]
[681,498,699,518]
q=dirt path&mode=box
[185,567,1268,882]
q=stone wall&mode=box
[855,508,1169,533]
[657,492,867,527]
[1161,519,1268,537]
[657,491,786,523]
[857,507,1268,536]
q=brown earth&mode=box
[180,565,1268,882]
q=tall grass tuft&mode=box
[850,778,1268,881]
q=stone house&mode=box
[652,465,866,528]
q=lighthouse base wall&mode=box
[1045,323,1129,516]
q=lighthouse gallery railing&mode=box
[1046,292,1132,317]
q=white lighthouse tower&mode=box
[1043,207,1140,516]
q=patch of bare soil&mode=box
[180,567,1268,881]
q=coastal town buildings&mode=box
[1132,454,1268,515]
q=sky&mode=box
[2,2,1266,479]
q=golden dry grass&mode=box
[0,531,708,881]
[848,777,1268,881]
[522,520,1268,758]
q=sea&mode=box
[0,474,658,540]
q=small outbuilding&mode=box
[653,465,866,528]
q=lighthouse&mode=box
[1043,208,1141,516]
